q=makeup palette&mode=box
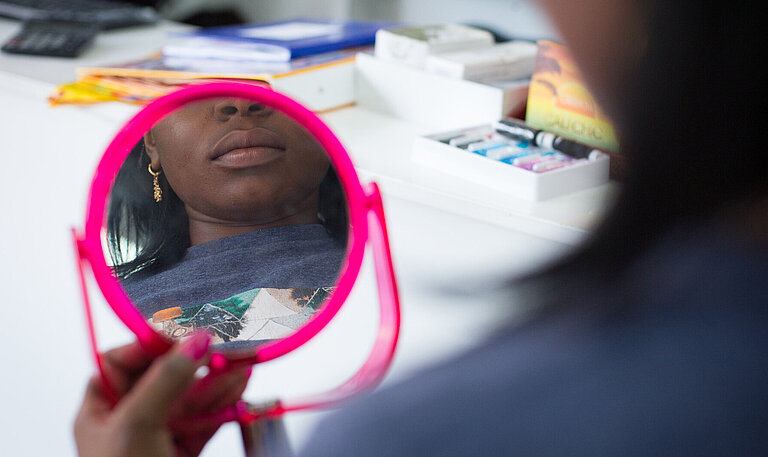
[412,121,610,201]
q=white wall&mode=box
[351,0,558,41]
[164,0,558,41]
[161,0,352,22]
[237,0,353,22]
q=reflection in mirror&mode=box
[105,97,348,350]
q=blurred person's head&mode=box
[530,0,765,297]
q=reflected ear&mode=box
[143,130,162,171]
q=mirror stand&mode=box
[240,414,292,457]
[72,84,401,455]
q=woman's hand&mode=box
[74,333,251,457]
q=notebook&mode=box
[164,18,394,62]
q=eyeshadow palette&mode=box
[412,121,610,201]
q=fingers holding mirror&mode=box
[104,96,349,351]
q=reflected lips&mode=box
[211,128,286,168]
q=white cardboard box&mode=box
[374,24,494,69]
[270,58,356,112]
[424,40,538,83]
[412,123,610,201]
[355,52,529,130]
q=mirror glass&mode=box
[103,96,348,351]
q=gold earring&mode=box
[148,164,162,203]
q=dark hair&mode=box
[521,2,765,308]
[107,140,348,279]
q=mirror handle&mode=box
[72,228,120,406]
[365,182,401,339]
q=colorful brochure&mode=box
[525,40,619,152]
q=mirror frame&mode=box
[79,82,367,367]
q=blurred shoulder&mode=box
[293,226,768,457]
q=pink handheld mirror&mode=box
[72,82,401,434]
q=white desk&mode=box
[0,17,615,457]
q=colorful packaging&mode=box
[525,40,619,152]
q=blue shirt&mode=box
[295,226,768,456]
[121,224,346,316]
[120,224,346,345]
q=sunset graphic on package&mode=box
[525,40,619,152]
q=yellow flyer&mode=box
[525,40,619,152]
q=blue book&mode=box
[166,18,395,62]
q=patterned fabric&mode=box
[149,287,334,345]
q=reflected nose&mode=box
[213,98,271,121]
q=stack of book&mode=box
[49,18,393,111]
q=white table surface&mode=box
[0,17,615,456]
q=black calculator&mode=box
[1,19,100,57]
